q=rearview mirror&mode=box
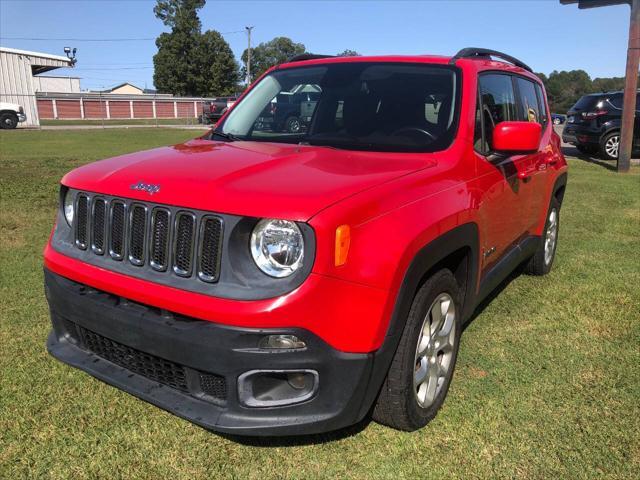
[492,121,541,153]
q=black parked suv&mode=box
[562,91,639,160]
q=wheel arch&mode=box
[386,222,480,340]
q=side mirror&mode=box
[492,121,541,153]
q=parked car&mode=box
[551,113,566,125]
[201,96,237,124]
[0,102,26,129]
[562,90,639,160]
[255,87,321,133]
[45,48,567,436]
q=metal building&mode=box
[0,47,73,127]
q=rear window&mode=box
[607,94,623,109]
[571,95,599,112]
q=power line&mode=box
[0,31,246,42]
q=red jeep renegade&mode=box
[45,48,567,436]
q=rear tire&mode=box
[0,112,18,129]
[600,132,620,161]
[525,196,560,276]
[373,269,462,431]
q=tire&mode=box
[0,112,18,129]
[373,269,462,431]
[525,196,560,276]
[576,144,598,155]
[599,131,620,161]
[285,116,302,134]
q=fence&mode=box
[1,92,217,127]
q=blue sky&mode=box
[0,0,631,91]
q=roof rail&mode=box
[287,53,334,63]
[449,47,533,73]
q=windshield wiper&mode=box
[211,130,240,142]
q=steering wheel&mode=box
[390,126,437,141]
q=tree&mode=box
[336,49,360,57]
[241,37,306,83]
[153,0,238,96]
[543,70,593,113]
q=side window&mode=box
[534,83,549,127]
[475,74,517,153]
[515,77,541,124]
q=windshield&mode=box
[215,62,460,152]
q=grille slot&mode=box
[109,201,126,260]
[198,216,223,283]
[77,325,189,392]
[200,373,227,399]
[128,204,147,266]
[150,208,170,271]
[173,212,196,276]
[91,198,106,254]
[72,323,227,401]
[75,194,89,249]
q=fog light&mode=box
[258,334,306,349]
[287,372,310,390]
[238,370,318,407]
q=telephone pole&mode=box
[561,0,639,172]
[245,26,254,86]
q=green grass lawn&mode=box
[1,129,639,479]
[40,118,204,127]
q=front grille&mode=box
[91,198,106,254]
[75,195,89,249]
[174,212,195,276]
[78,325,189,391]
[198,216,223,282]
[109,201,126,259]
[128,205,147,265]
[73,324,227,401]
[150,208,170,271]
[72,192,223,283]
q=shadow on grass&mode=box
[216,414,373,447]
[561,146,617,171]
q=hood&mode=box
[62,139,435,221]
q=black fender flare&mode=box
[356,222,480,419]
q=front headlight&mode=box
[250,219,304,278]
[63,189,74,226]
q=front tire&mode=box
[285,116,302,133]
[525,196,560,276]
[0,112,18,129]
[373,269,462,431]
[600,132,620,160]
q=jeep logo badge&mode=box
[130,181,161,195]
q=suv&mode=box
[562,90,639,160]
[45,48,567,436]
[0,102,27,129]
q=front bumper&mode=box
[45,269,385,436]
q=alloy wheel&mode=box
[604,135,620,159]
[544,208,558,266]
[413,293,456,408]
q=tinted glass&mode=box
[476,74,517,152]
[534,83,548,126]
[571,95,598,111]
[218,63,460,153]
[516,77,542,124]
[608,94,623,109]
